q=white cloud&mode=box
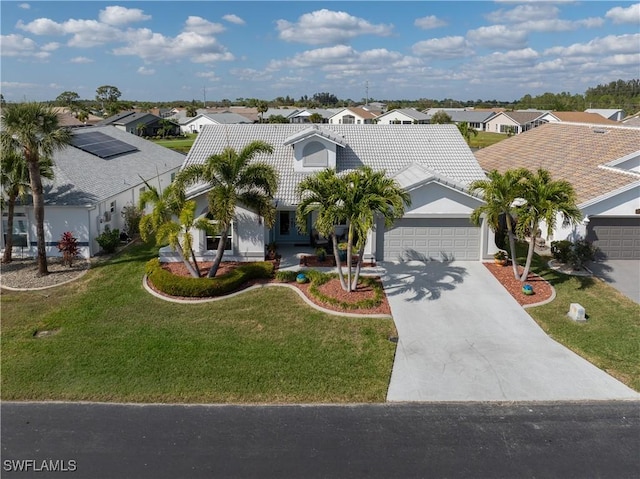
[480,48,540,67]
[544,33,640,57]
[1,81,38,88]
[0,33,38,56]
[466,25,528,49]
[137,66,155,75]
[70,56,93,63]
[17,18,65,35]
[41,42,60,52]
[276,9,393,45]
[486,4,560,23]
[184,16,225,35]
[414,15,447,29]
[223,14,245,25]
[98,6,151,26]
[18,3,30,9]
[605,4,640,24]
[229,68,273,82]
[412,36,472,58]
[17,17,120,47]
[196,71,220,80]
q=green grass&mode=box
[152,134,197,153]
[469,131,508,149]
[1,243,397,403]
[517,243,640,391]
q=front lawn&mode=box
[1,244,397,403]
[152,134,197,153]
[519,244,640,391]
[469,131,507,149]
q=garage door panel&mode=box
[383,218,480,261]
[586,217,640,260]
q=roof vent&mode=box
[592,128,608,134]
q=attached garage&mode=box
[586,217,640,260]
[381,218,480,262]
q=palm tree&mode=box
[176,141,278,277]
[139,181,205,278]
[342,167,410,291]
[470,168,531,280]
[0,144,54,263]
[1,102,72,276]
[297,169,349,290]
[457,121,478,145]
[515,169,582,282]
[256,101,268,123]
[297,167,410,292]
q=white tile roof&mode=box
[182,124,485,206]
[45,126,186,206]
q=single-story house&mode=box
[375,109,430,125]
[98,111,180,137]
[180,112,253,134]
[424,109,497,131]
[0,126,185,259]
[167,124,497,264]
[484,111,548,135]
[475,122,640,259]
[328,107,379,125]
[540,111,621,126]
[287,108,337,123]
[585,108,626,122]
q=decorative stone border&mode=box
[142,275,393,319]
[547,259,593,277]
[0,261,91,292]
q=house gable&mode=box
[283,126,347,173]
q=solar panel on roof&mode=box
[71,131,138,158]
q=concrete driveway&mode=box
[587,260,639,304]
[381,260,639,402]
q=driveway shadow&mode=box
[586,260,614,283]
[381,250,468,302]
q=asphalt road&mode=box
[2,401,639,478]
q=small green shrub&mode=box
[550,240,573,263]
[146,260,274,297]
[275,270,298,283]
[551,239,596,269]
[308,273,384,310]
[96,227,120,254]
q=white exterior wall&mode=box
[485,114,519,134]
[376,112,417,125]
[180,116,216,134]
[292,137,337,173]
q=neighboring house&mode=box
[375,109,430,124]
[540,111,621,126]
[167,124,496,264]
[288,108,336,123]
[425,109,497,131]
[621,112,640,127]
[475,123,640,260]
[0,126,185,259]
[180,112,253,134]
[328,107,379,124]
[484,111,548,134]
[98,111,180,137]
[585,108,626,122]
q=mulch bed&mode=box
[484,261,554,306]
[157,261,391,315]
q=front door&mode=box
[276,211,310,244]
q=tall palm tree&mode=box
[297,169,349,289]
[1,102,72,276]
[0,144,54,263]
[342,167,410,291]
[176,141,278,277]
[297,167,410,292]
[516,169,582,282]
[139,181,207,278]
[470,168,531,280]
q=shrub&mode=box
[96,227,120,254]
[315,247,327,261]
[307,272,384,310]
[550,240,572,264]
[275,270,298,283]
[551,239,597,270]
[57,231,80,267]
[121,205,143,238]
[146,260,274,297]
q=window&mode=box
[342,115,355,124]
[205,215,232,252]
[2,213,28,248]
[302,141,328,167]
[170,172,176,182]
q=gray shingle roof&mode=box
[44,126,186,206]
[182,124,485,205]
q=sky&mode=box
[1,1,639,103]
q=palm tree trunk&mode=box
[520,221,537,282]
[26,153,48,276]
[351,245,366,291]
[345,224,354,292]
[331,233,347,290]
[505,214,521,280]
[2,193,17,263]
[175,243,200,278]
[207,227,229,278]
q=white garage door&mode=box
[586,217,640,260]
[382,218,480,262]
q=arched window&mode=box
[302,141,328,167]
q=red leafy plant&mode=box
[58,231,80,267]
